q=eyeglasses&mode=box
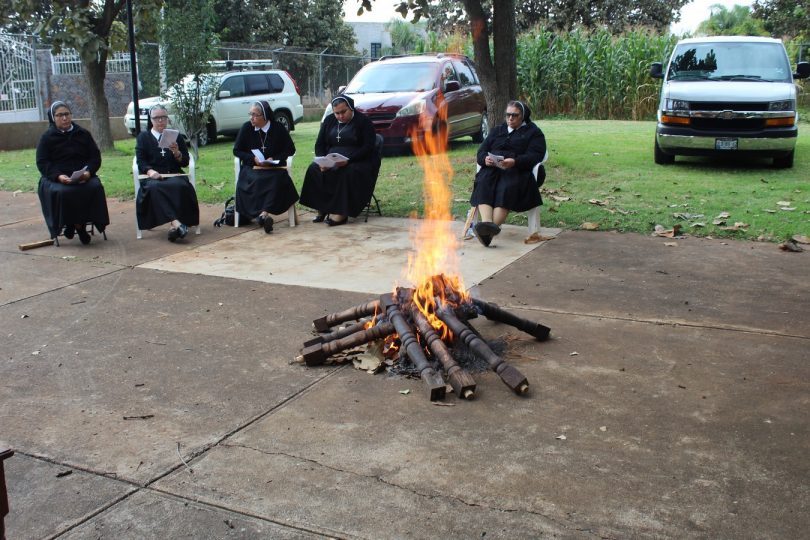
[54,112,72,118]
[249,112,264,118]
[505,112,521,118]
[151,115,169,121]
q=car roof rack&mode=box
[377,52,470,62]
[208,59,275,71]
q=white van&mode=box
[650,36,809,168]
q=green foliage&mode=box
[517,28,678,120]
[695,4,768,36]
[386,18,424,55]
[753,0,809,41]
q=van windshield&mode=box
[667,42,791,82]
[345,63,437,93]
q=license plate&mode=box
[715,138,738,150]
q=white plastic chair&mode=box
[132,155,200,239]
[465,150,548,239]
[233,155,297,228]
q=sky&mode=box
[343,0,756,35]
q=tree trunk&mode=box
[462,0,518,129]
[83,52,114,151]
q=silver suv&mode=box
[125,69,304,145]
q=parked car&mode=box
[125,69,304,145]
[323,53,488,150]
[650,36,810,168]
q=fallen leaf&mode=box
[779,207,796,211]
[691,222,705,228]
[399,389,411,395]
[21,314,29,319]
[763,209,776,213]
[653,224,681,237]
[550,195,570,202]
[778,240,804,252]
[719,222,749,231]
[211,182,225,191]
[715,211,731,219]
[32,350,40,355]
[712,219,727,226]
[569,351,579,356]
[556,434,567,440]
[664,242,678,247]
[776,201,791,206]
[588,199,607,206]
[599,426,607,432]
[792,235,810,244]
[580,222,600,230]
[352,355,382,374]
[673,212,704,220]
[432,402,456,407]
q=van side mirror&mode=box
[794,61,810,79]
[337,85,346,94]
[218,89,231,99]
[444,80,461,92]
[650,62,664,79]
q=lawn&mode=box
[1,119,807,241]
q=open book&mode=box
[67,166,88,184]
[251,149,281,166]
[313,153,349,169]
[158,129,179,149]
[487,152,507,169]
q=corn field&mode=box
[517,28,678,120]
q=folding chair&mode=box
[233,155,297,228]
[364,134,385,222]
[132,155,200,239]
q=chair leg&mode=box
[288,204,297,227]
[527,206,541,234]
[195,225,201,235]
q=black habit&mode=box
[299,110,380,218]
[470,121,546,212]
[135,130,200,230]
[232,120,298,218]
[36,122,110,239]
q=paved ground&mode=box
[1,191,808,539]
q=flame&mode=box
[403,98,469,340]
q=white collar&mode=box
[507,122,526,134]
[58,124,74,133]
[151,128,162,140]
[254,122,270,133]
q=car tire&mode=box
[197,120,217,147]
[772,150,794,168]
[654,138,674,165]
[429,119,449,153]
[274,111,293,132]
[471,113,489,143]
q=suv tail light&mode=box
[285,71,301,96]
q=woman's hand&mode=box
[500,158,516,169]
[169,142,181,160]
[57,174,71,184]
[148,169,162,180]
[484,155,495,167]
[79,170,91,183]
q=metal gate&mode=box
[0,33,40,122]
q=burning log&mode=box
[436,303,530,395]
[380,293,447,401]
[312,300,380,332]
[409,305,476,399]
[298,321,395,366]
[303,319,371,347]
[472,299,551,341]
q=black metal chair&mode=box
[364,134,384,222]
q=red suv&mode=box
[325,53,488,150]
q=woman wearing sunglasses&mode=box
[469,100,546,247]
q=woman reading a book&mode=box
[232,100,298,234]
[299,94,379,226]
[469,100,546,247]
[135,105,199,242]
[36,100,110,245]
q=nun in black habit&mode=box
[232,100,298,233]
[299,94,380,226]
[36,101,110,244]
[135,104,200,242]
[470,100,547,247]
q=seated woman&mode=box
[299,95,379,226]
[470,100,547,247]
[36,101,110,245]
[233,100,298,234]
[135,105,200,242]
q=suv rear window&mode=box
[268,73,285,92]
[220,75,246,97]
[345,63,438,93]
[245,74,271,95]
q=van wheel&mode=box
[274,111,293,132]
[654,139,674,165]
[197,120,217,146]
[472,113,488,143]
[773,151,794,168]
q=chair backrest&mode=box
[374,134,383,157]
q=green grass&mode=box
[1,120,808,241]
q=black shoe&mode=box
[167,227,180,242]
[474,222,500,247]
[77,227,91,245]
[326,216,348,227]
[257,214,266,227]
[177,223,188,239]
[263,215,274,233]
[63,226,75,240]
[312,213,326,223]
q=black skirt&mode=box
[299,161,377,218]
[37,176,110,238]
[136,175,199,230]
[470,167,542,213]
[235,167,299,219]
